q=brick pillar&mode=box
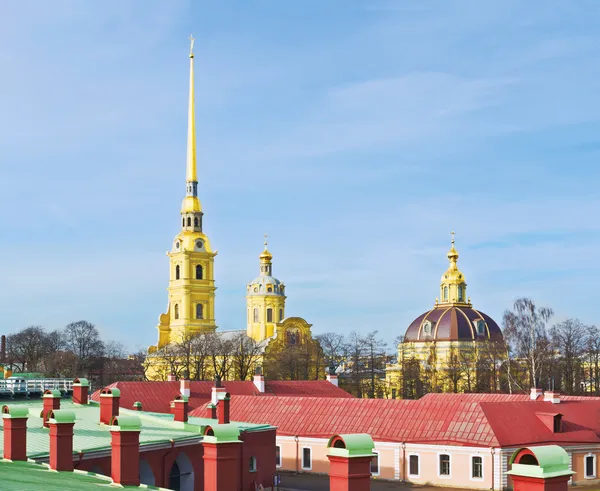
[110,415,142,487]
[507,447,575,491]
[43,389,61,428]
[217,395,230,424]
[205,403,217,419]
[48,410,76,472]
[100,387,120,425]
[173,395,189,423]
[203,424,242,491]
[72,378,89,405]
[327,434,375,491]
[2,405,29,461]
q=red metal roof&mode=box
[188,394,600,447]
[90,380,351,413]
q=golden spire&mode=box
[439,231,468,306]
[447,230,459,265]
[186,34,197,183]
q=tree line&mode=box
[3,321,140,386]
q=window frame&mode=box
[196,303,203,320]
[175,265,180,280]
[275,445,282,468]
[408,453,420,478]
[267,308,273,323]
[438,453,451,479]
[249,456,257,473]
[253,308,259,322]
[279,308,283,322]
[585,453,597,479]
[174,303,179,320]
[195,264,203,280]
[301,447,312,470]
[470,454,484,481]
[370,450,379,476]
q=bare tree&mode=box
[550,319,586,394]
[584,325,600,395]
[230,333,264,381]
[444,345,464,393]
[316,332,347,371]
[503,298,554,389]
[64,320,105,373]
[362,331,387,398]
[7,326,51,372]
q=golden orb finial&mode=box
[260,233,273,262]
[447,230,459,263]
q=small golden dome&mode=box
[260,249,273,261]
[181,196,202,213]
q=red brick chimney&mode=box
[180,377,190,398]
[43,389,61,428]
[2,405,29,461]
[110,415,142,487]
[132,401,143,412]
[72,378,89,405]
[173,395,189,423]
[48,409,76,472]
[211,376,227,405]
[203,424,241,491]
[327,434,374,491]
[507,446,574,491]
[530,387,543,400]
[100,387,120,425]
[205,403,217,419]
[217,394,231,425]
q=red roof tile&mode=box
[90,380,351,413]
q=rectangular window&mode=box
[253,308,259,322]
[586,455,596,478]
[279,308,283,321]
[275,446,281,467]
[409,455,419,477]
[249,456,257,472]
[472,456,483,479]
[302,447,311,470]
[370,452,379,475]
[439,454,450,476]
[267,308,273,322]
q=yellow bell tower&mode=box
[156,36,217,348]
[246,235,286,342]
[438,231,470,307]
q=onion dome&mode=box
[403,232,503,343]
[246,235,286,297]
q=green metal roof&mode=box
[110,415,142,432]
[0,399,203,459]
[49,409,76,424]
[100,388,120,397]
[327,434,375,458]
[0,460,171,490]
[2,404,30,419]
[174,395,189,403]
[73,378,90,387]
[44,389,62,398]
[203,423,241,443]
[507,445,576,479]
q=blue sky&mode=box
[1,1,599,352]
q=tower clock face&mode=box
[196,240,203,249]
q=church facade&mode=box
[146,40,320,381]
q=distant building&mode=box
[387,234,504,395]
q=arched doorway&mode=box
[168,452,194,491]
[139,459,155,486]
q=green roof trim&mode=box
[507,446,576,479]
[49,409,76,424]
[2,405,30,419]
[43,389,62,398]
[110,415,142,432]
[100,387,121,398]
[327,434,375,458]
[73,378,89,387]
[174,395,189,403]
[203,423,241,443]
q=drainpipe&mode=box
[401,443,406,482]
[162,439,176,487]
[294,436,299,473]
[491,447,495,491]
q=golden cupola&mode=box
[438,232,470,306]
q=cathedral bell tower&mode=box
[245,236,286,342]
[156,37,217,348]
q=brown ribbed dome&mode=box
[404,306,503,343]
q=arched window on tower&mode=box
[174,304,179,320]
[196,265,203,280]
[443,286,448,301]
[187,217,191,227]
[194,217,198,227]
[253,308,259,322]
[196,303,203,319]
[267,308,273,322]
[458,285,464,302]
[279,308,283,322]
[175,265,180,280]
[182,218,185,227]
